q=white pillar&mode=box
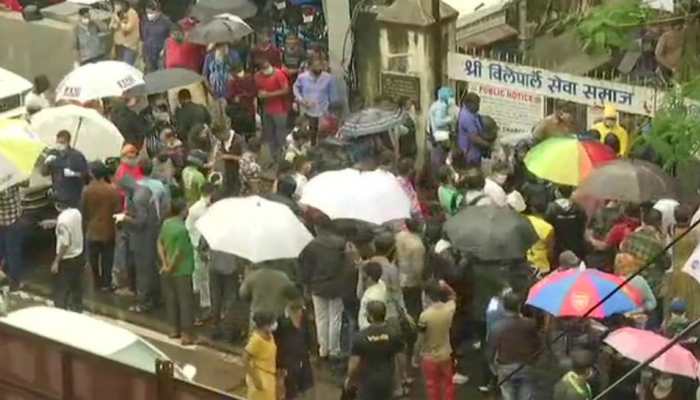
[322,0,352,76]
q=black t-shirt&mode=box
[351,323,403,399]
[546,201,587,258]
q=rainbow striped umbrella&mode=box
[0,119,46,191]
[526,268,642,318]
[524,136,617,186]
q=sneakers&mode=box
[452,373,470,385]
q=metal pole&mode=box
[432,0,443,87]
[497,216,700,387]
[593,318,700,400]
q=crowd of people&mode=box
[0,1,698,400]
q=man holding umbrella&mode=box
[42,130,89,209]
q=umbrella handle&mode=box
[73,117,84,149]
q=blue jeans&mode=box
[116,45,138,65]
[496,363,535,400]
[262,113,288,160]
[0,221,24,284]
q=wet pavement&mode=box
[14,232,523,399]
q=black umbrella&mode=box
[189,0,258,21]
[577,159,677,203]
[337,107,406,139]
[144,68,203,94]
[187,14,254,45]
[444,205,539,261]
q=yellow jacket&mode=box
[593,122,629,157]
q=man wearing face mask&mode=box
[255,57,291,162]
[42,130,89,209]
[115,175,160,313]
[141,2,173,72]
[164,23,205,72]
[202,42,241,99]
[74,8,105,66]
[110,0,140,65]
[458,93,490,167]
[293,57,336,145]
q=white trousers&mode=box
[192,253,211,308]
[312,295,343,358]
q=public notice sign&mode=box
[470,82,544,137]
[448,52,659,116]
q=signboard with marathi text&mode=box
[448,52,659,116]
[381,72,421,110]
[470,82,544,136]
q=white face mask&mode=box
[146,12,157,21]
[656,376,673,388]
[263,65,274,75]
[80,17,90,25]
[267,321,278,332]
[55,143,68,152]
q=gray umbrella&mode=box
[189,0,258,22]
[337,107,406,139]
[444,205,539,261]
[187,15,254,45]
[144,68,203,94]
[577,159,677,202]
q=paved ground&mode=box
[14,231,521,399]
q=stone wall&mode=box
[0,11,74,85]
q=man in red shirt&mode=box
[164,24,205,72]
[255,57,290,161]
[227,64,258,139]
[590,204,641,252]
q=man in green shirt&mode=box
[182,150,208,207]
[158,199,196,345]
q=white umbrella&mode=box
[300,168,411,225]
[30,105,124,161]
[196,196,313,263]
[56,61,145,103]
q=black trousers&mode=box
[53,255,84,312]
[162,274,195,336]
[88,240,114,289]
[210,270,239,338]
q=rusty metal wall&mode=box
[0,322,244,400]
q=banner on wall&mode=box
[470,82,544,137]
[448,52,659,116]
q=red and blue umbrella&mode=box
[526,268,643,319]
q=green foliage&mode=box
[576,0,656,54]
[641,85,700,171]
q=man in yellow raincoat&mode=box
[593,105,629,157]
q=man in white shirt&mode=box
[358,262,387,330]
[49,201,84,311]
[462,168,495,207]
